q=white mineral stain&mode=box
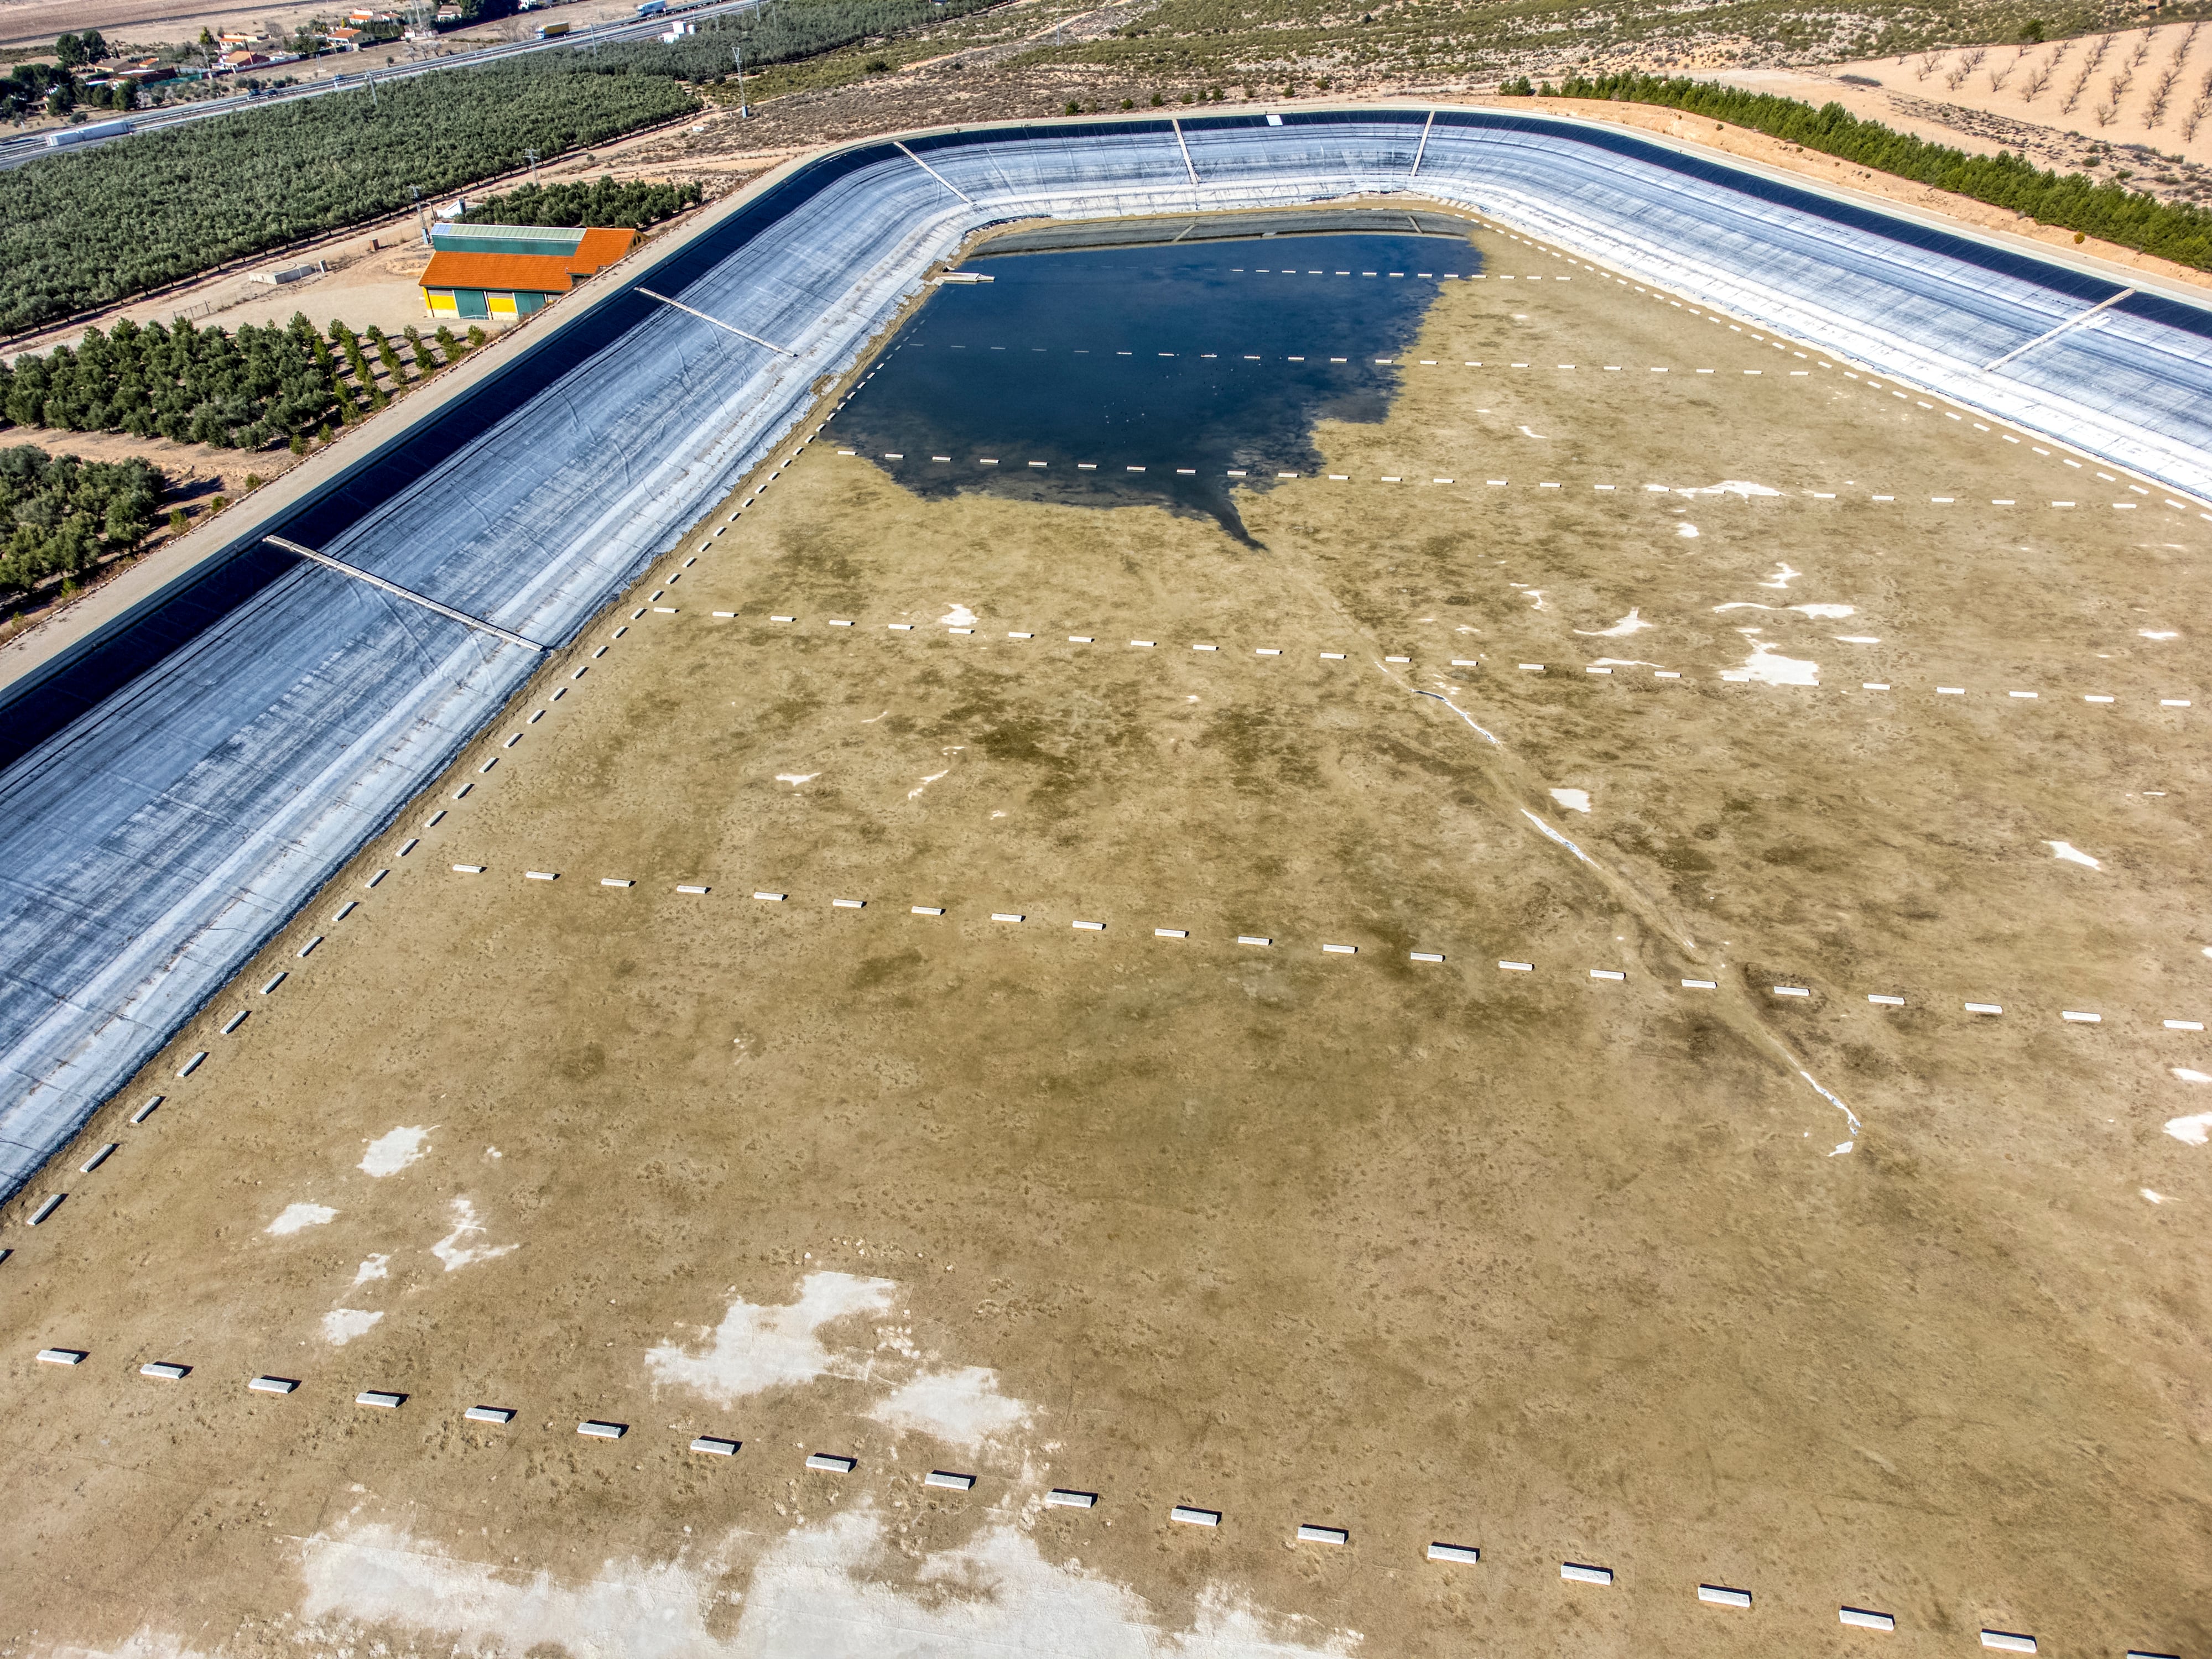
[1573,608,1650,637]
[646,1271,896,1404]
[1675,522,1700,538]
[2175,1067,2212,1084]
[1548,787,1592,813]
[939,604,977,628]
[774,773,820,785]
[2140,629,2179,640]
[266,1202,336,1237]
[1680,480,1782,498]
[1830,1142,1854,1156]
[2165,1112,2212,1146]
[1757,562,1802,589]
[2047,841,2101,869]
[428,1197,517,1272]
[908,769,950,801]
[1720,641,1819,685]
[51,1630,212,1658]
[322,1309,383,1346]
[352,1254,390,1287]
[295,1513,1360,1658]
[1713,602,1772,613]
[1791,603,1856,619]
[358,1126,429,1178]
[1835,634,1882,643]
[870,1365,1034,1448]
[2141,1189,2167,1203]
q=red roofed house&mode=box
[419,223,637,321]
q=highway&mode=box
[0,0,760,171]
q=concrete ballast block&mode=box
[1561,1563,1612,1585]
[806,1452,857,1472]
[1428,1542,1480,1563]
[1171,1506,1221,1527]
[924,1470,976,1490]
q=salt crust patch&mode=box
[1682,479,1782,498]
[55,1632,213,1658]
[1573,608,1649,638]
[939,603,978,628]
[359,1126,429,1178]
[2047,841,2101,869]
[1720,641,1819,685]
[294,1512,1359,1659]
[2175,1067,2212,1084]
[774,773,820,786]
[429,1197,517,1272]
[1791,603,1855,619]
[1548,788,1592,813]
[870,1365,1034,1448]
[322,1309,384,1346]
[352,1254,391,1287]
[1675,522,1699,538]
[2165,1112,2212,1146]
[266,1202,336,1236]
[648,1271,896,1404]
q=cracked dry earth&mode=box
[1,217,2208,1658]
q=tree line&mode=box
[0,59,696,333]
[1533,72,2212,270]
[0,311,485,450]
[595,0,1012,84]
[461,174,702,228]
[0,445,163,603]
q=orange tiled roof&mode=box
[566,226,636,276]
[419,251,577,294]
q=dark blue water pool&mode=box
[825,230,1475,542]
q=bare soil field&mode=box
[0,213,2207,1658]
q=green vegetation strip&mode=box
[461,176,702,229]
[0,62,696,335]
[0,445,162,602]
[1524,72,2212,270]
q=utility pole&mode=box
[409,182,428,244]
[525,145,540,185]
[732,43,748,115]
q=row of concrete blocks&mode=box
[25,1347,2137,1651]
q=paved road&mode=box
[0,0,759,171]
